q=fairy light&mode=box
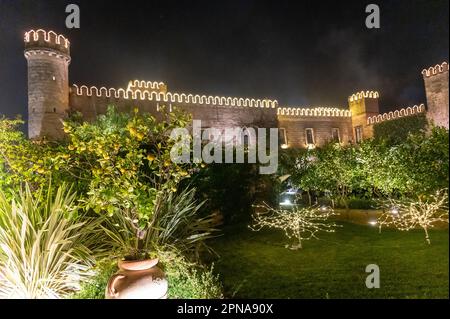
[378,189,449,244]
[367,104,425,125]
[348,91,379,102]
[24,29,70,48]
[72,84,278,108]
[421,61,449,78]
[250,203,340,249]
[277,106,351,117]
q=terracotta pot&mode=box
[105,258,168,299]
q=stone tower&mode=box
[348,90,380,142]
[24,29,71,139]
[422,62,449,129]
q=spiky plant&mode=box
[0,183,99,298]
[99,187,220,260]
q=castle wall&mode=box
[422,62,449,129]
[69,89,278,144]
[278,115,353,148]
[25,30,70,139]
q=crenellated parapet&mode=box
[348,90,379,102]
[127,80,167,94]
[366,104,425,125]
[24,29,70,62]
[421,62,449,78]
[71,84,278,108]
[277,107,351,117]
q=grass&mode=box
[209,221,449,299]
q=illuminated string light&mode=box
[24,29,70,48]
[366,104,425,125]
[250,203,340,249]
[72,84,278,108]
[348,91,379,102]
[277,107,351,117]
[127,80,166,91]
[421,61,449,78]
[377,189,449,244]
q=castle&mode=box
[24,29,449,147]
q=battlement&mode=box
[277,107,351,117]
[422,62,449,78]
[366,104,425,125]
[348,90,379,102]
[71,84,278,108]
[127,80,167,92]
[24,29,70,57]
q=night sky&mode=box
[0,0,448,121]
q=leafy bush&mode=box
[70,260,117,299]
[0,117,53,196]
[0,183,99,298]
[279,127,449,201]
[191,162,276,224]
[373,113,427,145]
[72,252,223,299]
[99,187,220,260]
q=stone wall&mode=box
[422,62,449,129]
[69,90,278,141]
[277,115,353,148]
[25,30,70,140]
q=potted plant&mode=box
[61,106,210,299]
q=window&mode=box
[332,128,340,143]
[279,128,288,148]
[355,126,363,143]
[305,128,315,145]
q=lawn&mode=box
[209,221,449,299]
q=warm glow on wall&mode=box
[24,29,70,48]
[366,104,425,125]
[277,107,351,117]
[421,62,449,78]
[72,84,278,108]
[348,91,379,102]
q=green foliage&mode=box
[70,260,118,299]
[99,187,220,260]
[0,118,51,195]
[161,251,223,299]
[55,105,205,260]
[280,126,449,202]
[191,161,277,224]
[373,113,428,145]
[0,183,100,298]
[71,252,223,299]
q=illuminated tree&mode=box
[377,188,449,244]
[250,204,340,249]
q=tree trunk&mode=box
[424,227,431,245]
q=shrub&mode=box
[99,187,220,260]
[373,113,428,145]
[72,252,223,299]
[0,183,99,298]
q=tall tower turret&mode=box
[348,90,380,142]
[24,29,71,139]
[422,62,449,129]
